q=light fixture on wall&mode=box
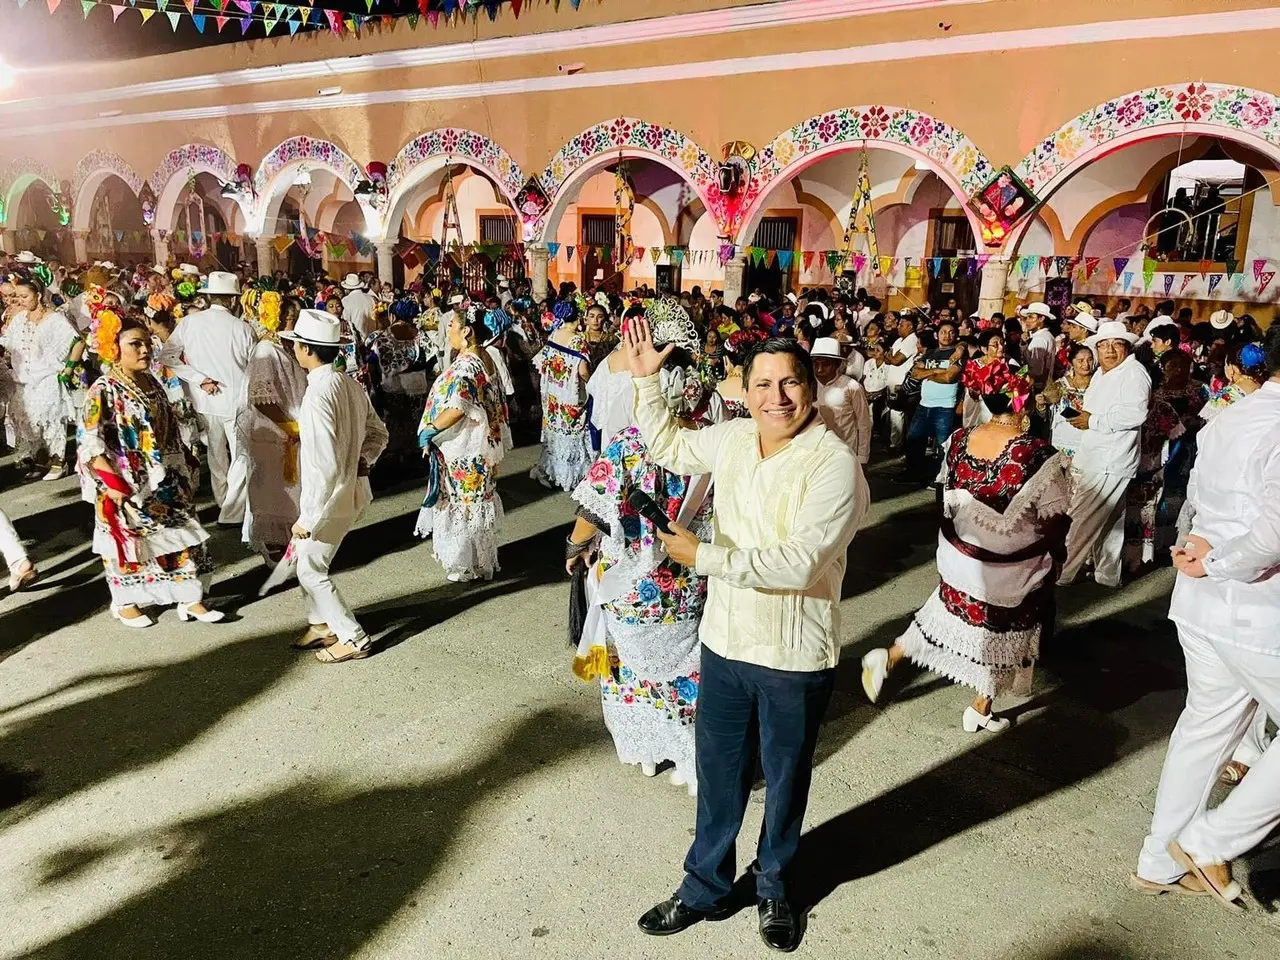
[318,86,343,97]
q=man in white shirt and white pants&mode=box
[341,274,377,340]
[811,337,871,464]
[159,271,257,525]
[1133,336,1280,906]
[281,310,389,663]
[1059,321,1151,588]
[625,329,868,952]
[1020,302,1057,389]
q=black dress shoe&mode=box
[758,899,801,952]
[637,896,733,936]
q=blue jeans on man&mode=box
[904,404,956,479]
[676,645,836,909]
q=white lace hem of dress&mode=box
[601,698,696,786]
[896,588,1039,700]
[423,496,504,579]
[92,518,209,563]
[108,573,208,608]
[533,431,591,491]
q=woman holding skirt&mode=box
[79,315,222,628]
[862,365,1070,731]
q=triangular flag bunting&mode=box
[1254,259,1268,282]
[140,6,155,20]
[1198,259,1211,278]
[1053,256,1070,276]
[167,10,181,29]
[1084,257,1100,280]
[1142,257,1157,290]
[1122,271,1134,290]
[928,257,942,277]
[565,246,574,262]
[546,242,560,258]
[1112,257,1129,277]
[1259,271,1276,295]
[975,254,991,272]
[948,257,961,278]
[1207,274,1223,295]
[1225,258,1239,277]
[852,253,866,274]
[110,4,126,19]
[1018,255,1034,277]
[777,250,794,271]
[46,0,61,12]
[81,0,93,15]
[215,14,229,30]
[879,255,893,276]
[802,251,815,271]
[1179,275,1195,295]
[1162,274,1175,295]
[1037,256,1052,275]
[192,13,206,31]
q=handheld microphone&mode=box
[626,489,673,535]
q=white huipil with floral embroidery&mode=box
[572,426,712,785]
[0,309,80,460]
[532,336,591,490]
[416,351,511,579]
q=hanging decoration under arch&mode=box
[613,160,634,267]
[836,148,878,280]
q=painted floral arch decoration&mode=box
[253,137,364,198]
[149,144,239,196]
[745,106,994,216]
[537,118,725,234]
[72,151,144,202]
[1015,83,1280,194]
[386,129,526,204]
[0,158,62,223]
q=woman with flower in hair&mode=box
[142,294,201,453]
[79,314,221,628]
[237,289,308,561]
[567,296,713,793]
[862,364,1071,732]
[531,299,592,490]
[0,276,84,480]
[715,328,767,420]
[415,309,511,582]
[1202,340,1267,420]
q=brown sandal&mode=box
[1219,761,1250,786]
[292,627,339,650]
[1167,841,1244,912]
[314,641,372,664]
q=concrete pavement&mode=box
[0,448,1277,959]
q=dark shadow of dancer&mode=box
[840,501,939,601]
[0,632,298,827]
[15,708,604,960]
[787,594,1186,916]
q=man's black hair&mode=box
[742,337,816,388]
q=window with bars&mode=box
[581,214,615,246]
[479,214,518,244]
[752,216,798,251]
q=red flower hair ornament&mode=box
[962,361,1034,414]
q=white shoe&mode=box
[176,603,226,623]
[861,648,889,703]
[670,769,697,797]
[111,605,154,629]
[962,706,1010,733]
[641,762,658,777]
[41,460,68,482]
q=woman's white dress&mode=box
[0,310,80,459]
[532,335,591,490]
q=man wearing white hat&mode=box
[811,338,872,464]
[1059,320,1152,587]
[340,273,376,340]
[281,309,388,662]
[158,271,257,525]
[1208,308,1237,334]
[1020,302,1057,389]
[15,251,43,265]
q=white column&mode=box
[528,243,549,303]
[375,241,396,286]
[977,256,1011,318]
[723,256,747,305]
[0,229,16,255]
[73,233,89,265]
[152,231,170,269]
[254,237,274,277]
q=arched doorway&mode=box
[167,173,238,271]
[84,174,149,265]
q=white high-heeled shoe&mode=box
[641,762,658,777]
[176,603,225,624]
[111,605,154,629]
[861,648,889,703]
[962,706,1010,733]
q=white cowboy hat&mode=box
[1067,313,1099,334]
[178,263,201,276]
[95,260,117,270]
[279,309,352,346]
[341,273,364,291]
[15,251,43,264]
[498,278,510,289]
[448,294,465,306]
[1085,319,1138,348]
[1021,302,1053,319]
[1209,308,1236,330]
[785,292,799,306]
[810,337,844,360]
[198,271,241,296]
[151,264,168,276]
[968,310,983,319]
[1139,315,1178,344]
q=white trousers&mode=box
[203,414,248,525]
[1060,472,1128,587]
[0,508,27,570]
[295,538,367,646]
[1137,623,1280,883]
[1232,708,1274,767]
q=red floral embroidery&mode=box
[1175,83,1214,122]
[861,107,890,139]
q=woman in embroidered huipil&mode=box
[79,316,221,628]
[531,299,592,491]
[565,297,711,793]
[862,366,1070,733]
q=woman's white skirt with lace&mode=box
[425,496,503,580]
[532,428,590,492]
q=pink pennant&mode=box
[110,4,126,19]
[46,0,61,12]
[852,253,866,274]
[1259,271,1276,295]
[1254,258,1268,282]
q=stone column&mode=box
[528,242,550,303]
[254,237,274,277]
[152,231,170,269]
[375,241,396,286]
[723,256,747,305]
[977,256,1010,318]
[0,229,16,255]
[73,232,89,265]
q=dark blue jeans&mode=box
[677,645,835,908]
[904,405,957,479]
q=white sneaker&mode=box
[962,706,1010,733]
[861,648,889,703]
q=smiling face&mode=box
[745,350,815,450]
[1096,338,1129,372]
[1071,349,1097,379]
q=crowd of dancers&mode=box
[2,249,1279,947]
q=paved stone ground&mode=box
[0,447,1278,960]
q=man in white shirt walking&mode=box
[340,274,377,340]
[281,310,389,663]
[158,271,257,526]
[1059,320,1151,587]
[1020,302,1057,389]
[1133,329,1280,907]
[626,328,868,952]
[810,337,871,464]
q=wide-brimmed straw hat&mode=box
[810,337,844,360]
[341,273,364,291]
[199,271,241,296]
[1085,320,1138,348]
[279,308,352,346]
